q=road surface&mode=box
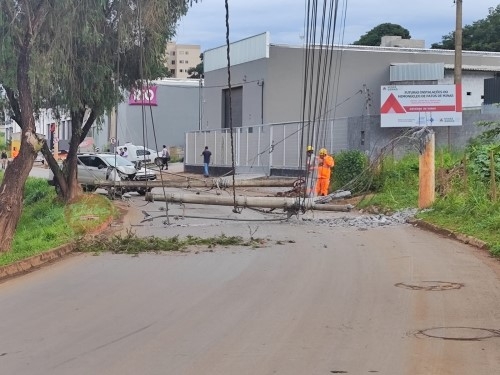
[1,173,500,374]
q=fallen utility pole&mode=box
[145,192,352,212]
[93,177,298,189]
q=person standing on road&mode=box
[306,145,317,197]
[201,146,212,177]
[315,148,334,196]
[160,145,170,171]
[1,150,7,169]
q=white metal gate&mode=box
[185,118,349,175]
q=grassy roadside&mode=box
[0,173,117,266]
[356,150,500,255]
[0,173,267,267]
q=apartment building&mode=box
[165,42,201,78]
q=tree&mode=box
[39,0,194,203]
[0,0,198,252]
[188,53,204,79]
[432,5,500,51]
[0,0,53,252]
[352,23,411,46]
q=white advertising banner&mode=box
[380,84,462,127]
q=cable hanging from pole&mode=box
[136,0,170,224]
[224,0,240,214]
[298,0,348,208]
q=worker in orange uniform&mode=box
[315,148,334,196]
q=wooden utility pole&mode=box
[451,0,463,148]
[454,0,463,85]
[419,133,436,209]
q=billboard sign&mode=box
[380,84,462,127]
[128,86,158,106]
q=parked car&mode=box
[122,143,161,165]
[49,153,157,196]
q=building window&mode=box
[179,51,185,55]
[185,51,189,55]
[172,51,175,56]
[171,60,175,65]
[170,69,175,74]
[179,69,183,72]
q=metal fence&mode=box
[185,118,349,175]
[186,108,500,176]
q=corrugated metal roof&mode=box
[390,63,444,81]
[152,78,203,87]
[443,63,500,72]
[204,32,270,72]
[272,43,500,58]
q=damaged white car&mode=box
[50,153,157,196]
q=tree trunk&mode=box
[41,141,69,196]
[62,110,87,202]
[42,109,99,203]
[0,44,39,252]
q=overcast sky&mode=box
[175,0,499,51]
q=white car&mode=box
[77,153,157,195]
[122,143,161,165]
[50,153,157,195]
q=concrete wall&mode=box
[203,44,500,130]
[441,70,494,108]
[114,82,201,151]
[348,108,500,160]
[185,106,500,177]
[202,58,269,129]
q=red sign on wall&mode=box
[128,86,158,106]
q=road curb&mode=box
[0,216,114,283]
[408,218,489,250]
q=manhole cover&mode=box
[415,327,500,341]
[395,281,464,291]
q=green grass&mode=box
[418,177,500,254]
[0,173,116,266]
[356,149,500,255]
[357,153,420,210]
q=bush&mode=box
[467,143,500,183]
[331,150,371,193]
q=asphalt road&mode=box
[1,167,500,374]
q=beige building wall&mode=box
[165,42,201,78]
